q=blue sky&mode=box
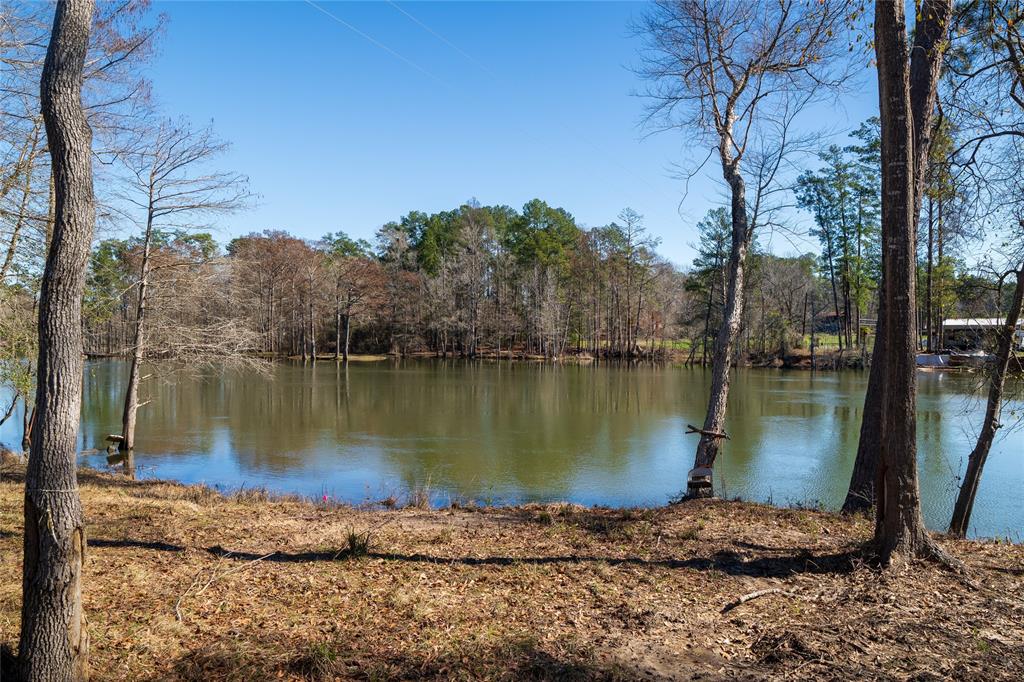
[145,1,880,266]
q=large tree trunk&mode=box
[871,0,950,565]
[19,1,96,679]
[843,0,951,516]
[842,297,886,512]
[949,265,1024,537]
[687,172,750,498]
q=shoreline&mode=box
[2,466,1022,680]
[85,349,1016,374]
[86,348,873,371]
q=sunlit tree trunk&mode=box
[19,1,96,678]
[844,0,951,518]
[870,0,952,564]
[688,169,750,498]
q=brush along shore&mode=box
[1,466,1021,680]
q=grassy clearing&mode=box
[1,466,1022,680]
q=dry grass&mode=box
[1,465,1022,680]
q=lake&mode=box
[2,359,1021,539]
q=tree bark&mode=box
[843,0,951,516]
[19,1,96,679]
[949,265,1024,537]
[688,171,750,498]
[870,0,950,565]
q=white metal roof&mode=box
[943,318,1023,329]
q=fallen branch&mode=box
[174,550,276,622]
[686,424,730,440]
[721,587,794,614]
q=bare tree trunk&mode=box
[121,215,154,453]
[843,0,951,517]
[949,265,1024,537]
[0,390,20,428]
[926,198,934,353]
[700,289,712,365]
[308,291,316,362]
[810,290,818,371]
[22,400,34,452]
[825,243,842,351]
[19,1,96,679]
[936,200,945,348]
[343,309,351,363]
[688,173,750,498]
[334,294,341,362]
[871,0,951,565]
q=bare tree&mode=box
[2,0,161,457]
[322,233,382,362]
[18,0,95,678]
[637,0,854,497]
[115,119,249,451]
[949,259,1023,536]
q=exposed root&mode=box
[873,535,977,588]
[923,538,977,589]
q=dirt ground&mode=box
[1,465,1022,681]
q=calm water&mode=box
[2,360,1021,539]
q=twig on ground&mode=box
[174,551,276,621]
[721,587,795,613]
[173,571,204,622]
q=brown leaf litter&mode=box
[1,465,1021,680]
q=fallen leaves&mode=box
[0,467,1021,680]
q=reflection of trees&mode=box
[338,361,701,499]
[80,360,709,500]
[76,360,1024,524]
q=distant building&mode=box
[942,318,1024,351]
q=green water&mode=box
[4,359,1020,539]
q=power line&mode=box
[302,0,450,89]
[382,0,684,210]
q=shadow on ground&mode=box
[86,534,860,580]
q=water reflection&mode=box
[1,359,1020,540]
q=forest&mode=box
[3,0,1024,680]
[5,132,1015,378]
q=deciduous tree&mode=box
[18,1,95,677]
[638,0,855,497]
